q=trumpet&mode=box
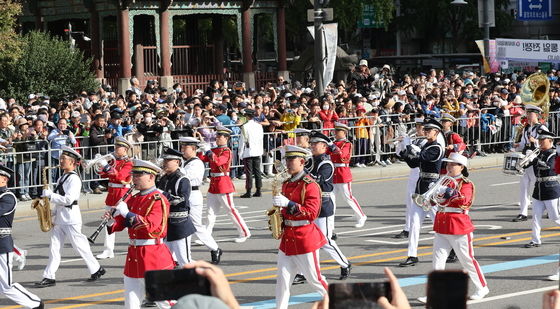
[83,153,116,174]
[413,175,458,211]
[516,148,541,171]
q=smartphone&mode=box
[328,282,391,309]
[144,268,211,302]
[426,270,468,309]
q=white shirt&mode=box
[181,157,205,207]
[239,119,264,159]
[51,172,82,225]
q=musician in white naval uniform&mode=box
[513,105,547,222]
[394,117,426,239]
[35,146,105,288]
[179,137,222,264]
[0,165,43,308]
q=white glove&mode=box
[115,201,129,217]
[410,144,421,156]
[272,195,291,208]
[42,189,52,198]
[97,159,109,168]
[435,185,448,196]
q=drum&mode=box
[503,153,524,175]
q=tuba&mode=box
[520,72,550,116]
[267,160,290,239]
[413,175,458,211]
[31,166,59,232]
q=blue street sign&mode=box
[517,0,552,20]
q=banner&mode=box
[307,23,338,89]
[475,40,499,73]
[495,38,560,62]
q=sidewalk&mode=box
[18,154,504,218]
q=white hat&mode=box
[28,94,36,100]
[382,64,391,70]
[334,122,349,131]
[115,136,133,149]
[60,146,82,161]
[397,90,406,96]
[359,59,368,67]
[441,113,457,123]
[525,105,543,113]
[179,137,200,146]
[215,125,232,136]
[284,145,311,158]
[443,152,469,168]
[132,159,162,175]
[294,128,311,136]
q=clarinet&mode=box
[88,186,135,244]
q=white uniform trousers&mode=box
[333,183,366,221]
[404,169,420,232]
[530,198,560,244]
[99,206,116,254]
[407,202,436,257]
[206,193,250,238]
[0,252,41,308]
[123,276,173,309]
[519,167,536,216]
[432,232,488,291]
[275,250,328,309]
[314,216,350,268]
[189,192,219,251]
[165,236,193,266]
[43,224,100,279]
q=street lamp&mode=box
[309,0,329,96]
[450,0,468,5]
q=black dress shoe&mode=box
[240,192,252,198]
[512,214,528,222]
[446,250,458,263]
[211,248,223,264]
[339,264,352,280]
[292,274,307,285]
[33,301,44,309]
[87,267,106,281]
[524,241,541,248]
[34,278,56,288]
[252,190,262,197]
[142,300,157,307]
[331,233,338,241]
[398,256,419,267]
[393,230,409,239]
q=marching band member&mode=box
[157,148,197,266]
[295,128,312,149]
[35,146,105,288]
[418,152,489,303]
[523,130,560,249]
[96,136,134,259]
[330,122,367,228]
[272,146,328,309]
[394,117,426,239]
[199,125,251,243]
[106,160,175,309]
[399,119,444,267]
[179,137,222,264]
[0,165,43,308]
[513,105,547,222]
[309,131,352,280]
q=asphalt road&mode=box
[2,165,560,309]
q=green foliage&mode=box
[0,31,99,102]
[0,0,23,65]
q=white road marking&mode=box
[490,181,519,187]
[368,236,435,245]
[467,285,557,305]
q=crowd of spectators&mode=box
[1,64,560,201]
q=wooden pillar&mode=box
[160,7,173,89]
[241,8,255,87]
[90,10,103,80]
[212,15,224,74]
[118,8,132,95]
[277,2,289,80]
[134,44,144,83]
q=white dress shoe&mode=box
[417,296,427,303]
[547,272,560,281]
[234,235,250,243]
[355,216,367,228]
[470,286,490,300]
[96,251,115,259]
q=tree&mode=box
[0,0,22,65]
[0,31,99,102]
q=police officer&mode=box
[157,148,197,266]
[179,137,222,264]
[514,105,547,222]
[309,131,352,280]
[524,130,560,249]
[399,118,444,267]
[0,165,43,308]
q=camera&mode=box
[328,282,391,309]
[144,268,211,302]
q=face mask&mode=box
[175,88,182,93]
[144,117,152,123]
[322,105,329,110]
[232,117,238,121]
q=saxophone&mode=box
[31,166,59,232]
[267,160,290,239]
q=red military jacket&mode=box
[279,173,327,256]
[329,139,353,183]
[441,131,467,174]
[199,146,235,194]
[109,187,174,278]
[433,176,475,235]
[99,158,133,206]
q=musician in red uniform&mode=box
[106,160,175,309]
[440,113,466,173]
[96,137,134,259]
[199,125,250,243]
[418,153,489,303]
[272,145,328,309]
[329,122,367,227]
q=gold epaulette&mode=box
[302,175,315,184]
[153,193,162,200]
[461,176,471,183]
